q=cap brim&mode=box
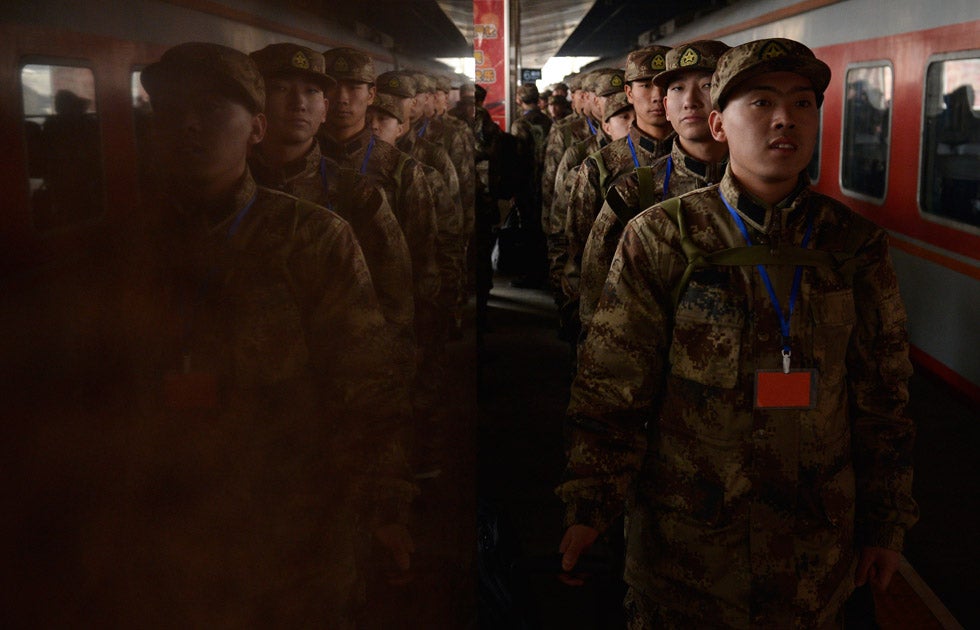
[142,61,262,112]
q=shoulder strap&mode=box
[589,150,610,196]
[636,166,656,212]
[663,197,871,308]
[392,152,411,210]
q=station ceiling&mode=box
[315,0,724,65]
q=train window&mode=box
[920,54,980,229]
[20,63,105,232]
[807,109,822,183]
[841,63,893,202]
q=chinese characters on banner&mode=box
[473,0,508,130]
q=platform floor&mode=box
[477,275,977,629]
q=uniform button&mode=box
[753,429,767,439]
[758,331,770,341]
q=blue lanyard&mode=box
[586,116,597,135]
[359,135,376,175]
[719,190,813,365]
[416,117,430,138]
[662,156,673,199]
[626,134,640,168]
[226,190,257,239]
[318,157,334,210]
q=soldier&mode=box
[551,68,623,338]
[510,82,553,288]
[246,43,416,387]
[623,45,675,152]
[318,48,442,388]
[548,93,572,121]
[600,91,635,141]
[371,76,464,380]
[579,40,730,339]
[120,42,416,626]
[558,38,917,627]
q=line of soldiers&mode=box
[530,38,916,627]
[90,41,480,627]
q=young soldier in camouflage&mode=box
[247,43,417,388]
[579,40,730,339]
[558,38,917,628]
[318,48,442,381]
[127,42,417,626]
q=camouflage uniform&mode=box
[562,123,673,314]
[579,138,723,336]
[541,112,594,244]
[321,126,442,356]
[123,168,416,626]
[559,163,917,627]
[249,142,417,384]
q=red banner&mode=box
[473,0,508,131]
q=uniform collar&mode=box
[321,125,372,160]
[670,140,727,181]
[719,167,809,233]
[250,140,322,188]
[630,123,674,155]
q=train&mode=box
[648,0,980,403]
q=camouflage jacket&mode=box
[548,133,606,301]
[511,108,554,215]
[398,131,465,325]
[562,124,673,306]
[249,142,416,380]
[541,113,595,233]
[579,139,723,336]
[438,114,477,241]
[321,127,442,350]
[558,169,917,627]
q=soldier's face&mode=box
[263,75,327,145]
[664,71,714,143]
[625,79,668,128]
[602,109,635,141]
[419,91,436,118]
[369,110,403,145]
[435,91,448,114]
[326,80,375,130]
[150,76,265,191]
[709,71,819,200]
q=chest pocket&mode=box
[669,274,745,389]
[807,288,856,382]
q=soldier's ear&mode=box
[367,84,377,105]
[709,109,725,143]
[249,112,267,146]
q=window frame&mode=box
[839,59,894,205]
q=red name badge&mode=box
[164,371,219,410]
[754,369,818,409]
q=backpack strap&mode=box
[636,166,656,212]
[661,197,872,309]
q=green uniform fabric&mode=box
[558,169,917,627]
[542,113,593,239]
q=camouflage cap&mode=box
[322,47,375,84]
[458,81,475,102]
[711,38,831,109]
[142,42,264,113]
[377,70,416,98]
[653,40,730,89]
[602,91,632,122]
[434,75,452,93]
[517,83,539,103]
[369,91,406,123]
[566,74,582,91]
[411,72,437,94]
[249,43,336,91]
[593,68,626,97]
[624,45,671,82]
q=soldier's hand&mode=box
[374,523,415,585]
[558,524,599,586]
[854,546,901,593]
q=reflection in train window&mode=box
[841,63,892,202]
[131,70,155,192]
[21,63,105,232]
[920,54,980,229]
[807,109,822,184]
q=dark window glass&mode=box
[807,110,822,183]
[21,63,105,232]
[841,64,892,201]
[920,55,980,228]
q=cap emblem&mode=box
[610,75,623,88]
[680,47,701,67]
[291,51,310,70]
[760,40,790,60]
[651,54,666,71]
[333,57,349,72]
[387,77,400,88]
